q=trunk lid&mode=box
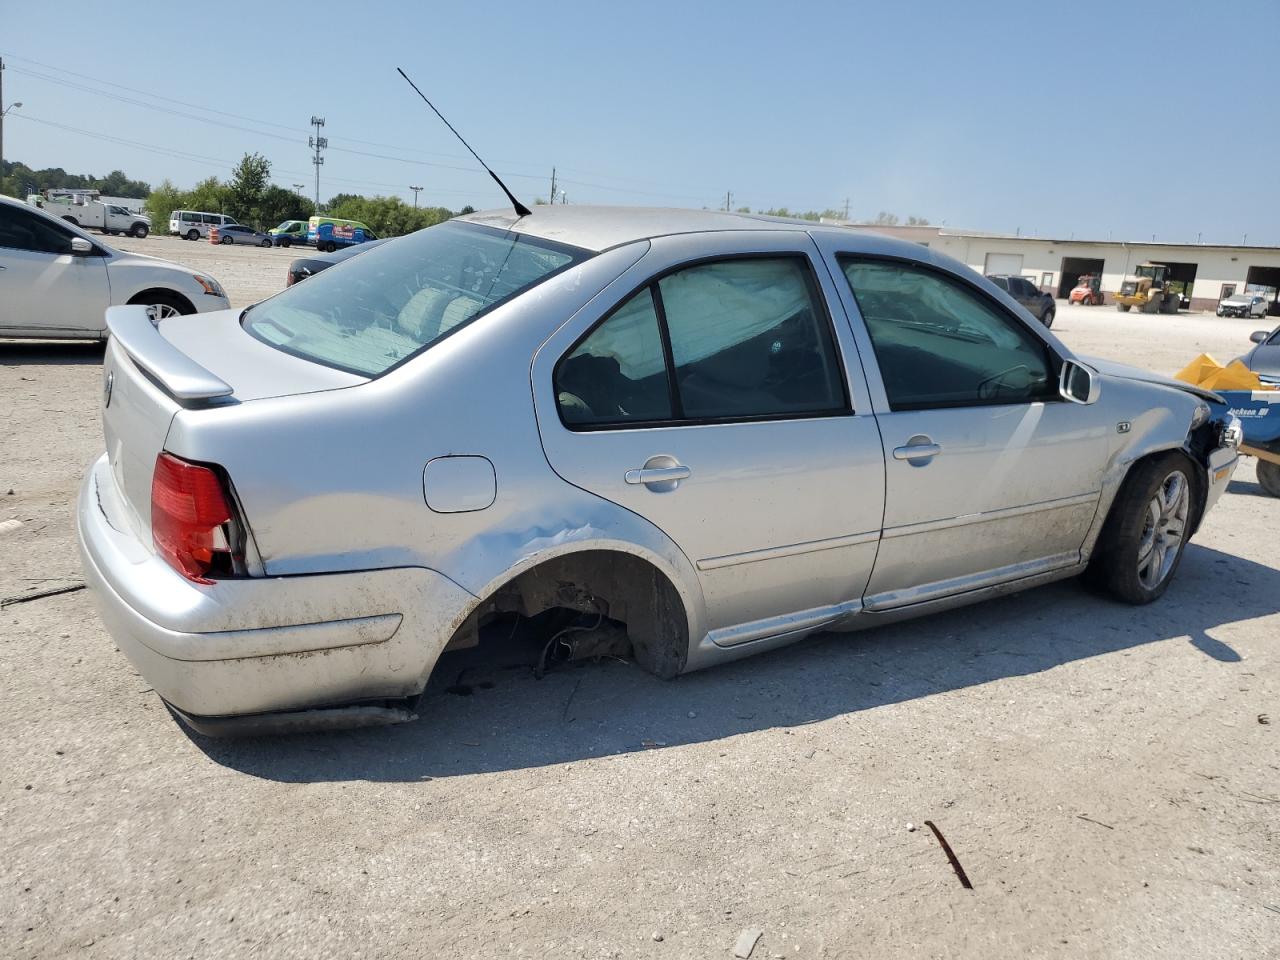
[100,306,364,544]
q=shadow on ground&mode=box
[0,341,106,366]
[1227,476,1277,500]
[195,543,1274,782]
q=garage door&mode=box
[984,253,1024,276]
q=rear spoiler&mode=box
[105,305,233,401]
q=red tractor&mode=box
[1069,274,1104,306]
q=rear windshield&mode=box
[243,221,590,376]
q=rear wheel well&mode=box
[452,551,690,679]
[127,289,195,315]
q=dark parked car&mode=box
[987,274,1055,328]
[1239,324,1280,383]
[286,238,388,286]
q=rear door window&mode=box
[841,258,1056,410]
[657,258,846,420]
[555,255,849,428]
[556,288,673,427]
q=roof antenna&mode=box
[396,67,532,217]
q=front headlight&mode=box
[1191,401,1211,429]
[193,274,226,299]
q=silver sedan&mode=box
[77,207,1242,734]
[211,224,273,246]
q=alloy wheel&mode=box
[1136,470,1189,589]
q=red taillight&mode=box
[151,452,235,584]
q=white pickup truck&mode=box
[26,195,152,238]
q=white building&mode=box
[841,223,1280,316]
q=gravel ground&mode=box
[1,238,1277,960]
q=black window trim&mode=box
[555,251,854,433]
[837,252,1066,413]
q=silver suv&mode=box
[77,207,1240,734]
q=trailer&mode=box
[1176,353,1280,496]
[1213,390,1280,496]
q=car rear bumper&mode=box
[76,454,476,724]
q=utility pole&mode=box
[724,190,732,212]
[549,167,557,204]
[309,116,327,211]
[0,57,5,191]
[410,185,422,208]
[843,197,850,220]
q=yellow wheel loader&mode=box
[1115,262,1181,314]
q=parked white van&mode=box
[169,210,240,241]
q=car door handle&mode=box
[892,441,942,461]
[625,465,691,485]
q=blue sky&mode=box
[2,0,1276,242]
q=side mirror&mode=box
[1060,359,1100,405]
[1250,330,1269,344]
[69,236,94,256]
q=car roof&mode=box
[456,204,855,253]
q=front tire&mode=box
[131,291,194,320]
[220,235,233,245]
[1117,304,1131,312]
[260,237,272,247]
[278,237,291,248]
[131,223,149,239]
[1088,453,1198,604]
[1042,308,1055,328]
[1258,460,1280,498]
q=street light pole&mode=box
[0,59,20,193]
[410,185,422,208]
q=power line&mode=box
[9,113,485,201]
[8,66,305,144]
[3,53,724,205]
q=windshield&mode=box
[243,221,590,376]
[274,221,297,231]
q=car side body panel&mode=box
[531,230,886,645]
[74,208,1241,728]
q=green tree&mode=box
[185,176,230,215]
[227,152,271,222]
[145,179,185,227]
[322,192,363,214]
[96,169,151,196]
[325,194,454,237]
[906,215,930,225]
[257,185,314,229]
[874,211,900,225]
